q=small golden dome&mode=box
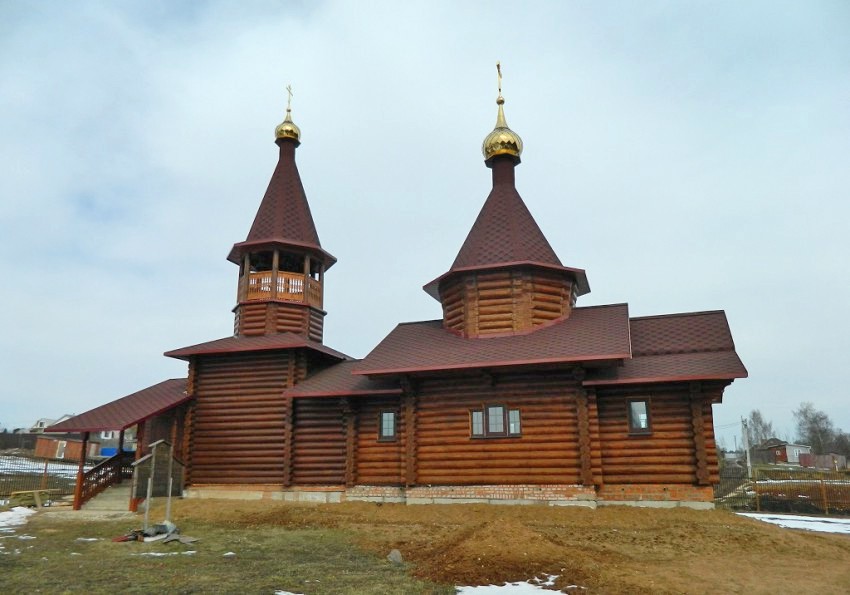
[482,63,522,163]
[482,97,523,162]
[274,108,301,144]
[275,85,301,144]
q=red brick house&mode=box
[51,79,746,508]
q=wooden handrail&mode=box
[73,451,134,510]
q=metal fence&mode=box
[714,465,850,515]
[0,454,94,499]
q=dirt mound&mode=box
[412,517,578,585]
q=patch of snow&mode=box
[131,551,197,557]
[0,507,36,530]
[17,534,36,540]
[75,537,99,542]
[274,591,305,595]
[739,513,850,535]
[457,575,568,593]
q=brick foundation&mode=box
[597,484,714,509]
[185,483,714,509]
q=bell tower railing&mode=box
[245,270,322,308]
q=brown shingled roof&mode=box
[45,379,189,433]
[227,140,336,268]
[164,332,350,361]
[423,159,589,298]
[584,310,748,386]
[284,360,403,398]
[353,304,631,376]
[451,160,563,271]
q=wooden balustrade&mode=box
[73,451,134,510]
[246,271,322,308]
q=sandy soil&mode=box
[132,499,850,594]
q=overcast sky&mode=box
[1,1,848,448]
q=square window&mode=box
[628,399,651,434]
[508,409,521,436]
[471,410,484,436]
[378,411,397,441]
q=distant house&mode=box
[28,414,74,434]
[34,434,100,461]
[97,427,137,456]
[753,439,811,465]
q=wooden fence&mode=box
[0,454,92,499]
[715,465,850,515]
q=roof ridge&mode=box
[630,309,726,321]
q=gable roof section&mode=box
[284,360,403,398]
[45,378,189,433]
[584,311,747,386]
[164,332,350,361]
[353,304,631,376]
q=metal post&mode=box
[165,443,174,522]
[144,445,157,531]
[742,418,753,479]
[41,459,49,490]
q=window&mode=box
[508,409,522,435]
[470,405,521,438]
[627,399,651,434]
[471,411,485,436]
[378,411,397,441]
[101,431,115,440]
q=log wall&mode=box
[189,351,303,485]
[353,396,405,485]
[439,269,574,337]
[414,373,582,485]
[596,385,718,485]
[234,301,324,341]
[292,398,346,485]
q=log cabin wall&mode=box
[234,301,324,341]
[414,372,582,485]
[189,350,304,485]
[291,397,346,485]
[353,396,404,485]
[596,384,719,485]
[439,269,574,338]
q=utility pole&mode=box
[742,417,753,478]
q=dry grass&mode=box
[4,499,850,594]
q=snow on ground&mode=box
[738,513,850,535]
[0,455,87,478]
[456,575,580,593]
[0,506,36,531]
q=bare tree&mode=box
[747,409,775,447]
[794,402,836,454]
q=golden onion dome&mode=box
[274,108,301,143]
[274,85,301,144]
[482,63,522,163]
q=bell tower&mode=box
[227,89,336,341]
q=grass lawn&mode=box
[0,510,451,594]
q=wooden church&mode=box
[51,73,747,509]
